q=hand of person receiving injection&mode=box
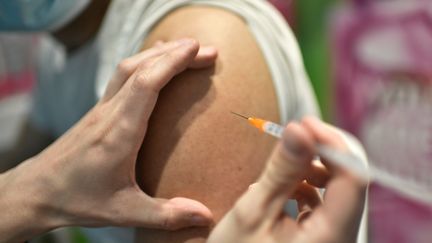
[208,117,367,243]
[0,39,217,243]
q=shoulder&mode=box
[140,5,279,122]
[142,5,262,61]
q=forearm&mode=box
[0,158,63,243]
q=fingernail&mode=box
[282,124,309,159]
[200,46,218,56]
[177,38,195,46]
[284,135,305,157]
[154,40,164,47]
[248,183,258,190]
[191,215,211,226]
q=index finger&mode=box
[116,39,201,127]
[301,116,366,235]
[251,122,315,220]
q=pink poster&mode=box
[0,34,38,150]
[0,34,37,100]
[332,1,432,242]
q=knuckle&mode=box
[163,51,185,73]
[86,111,121,151]
[117,59,134,76]
[163,51,178,63]
[92,125,116,153]
[132,70,159,94]
[136,56,155,70]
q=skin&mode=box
[135,6,279,243]
[0,39,218,243]
[208,117,367,243]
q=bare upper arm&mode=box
[136,6,279,242]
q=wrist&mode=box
[0,157,66,242]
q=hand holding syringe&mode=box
[209,114,368,243]
[231,112,369,183]
[232,112,432,205]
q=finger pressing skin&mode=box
[103,40,217,102]
[118,39,200,128]
[151,40,217,69]
[134,38,199,91]
[151,197,214,230]
[113,189,213,230]
[255,122,315,216]
[102,39,193,101]
[188,46,218,69]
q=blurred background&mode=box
[1,0,431,242]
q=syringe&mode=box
[231,111,369,181]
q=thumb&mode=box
[112,189,213,230]
[251,122,315,220]
[151,197,214,230]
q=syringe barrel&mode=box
[262,121,284,138]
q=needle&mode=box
[229,111,369,181]
[230,111,249,120]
